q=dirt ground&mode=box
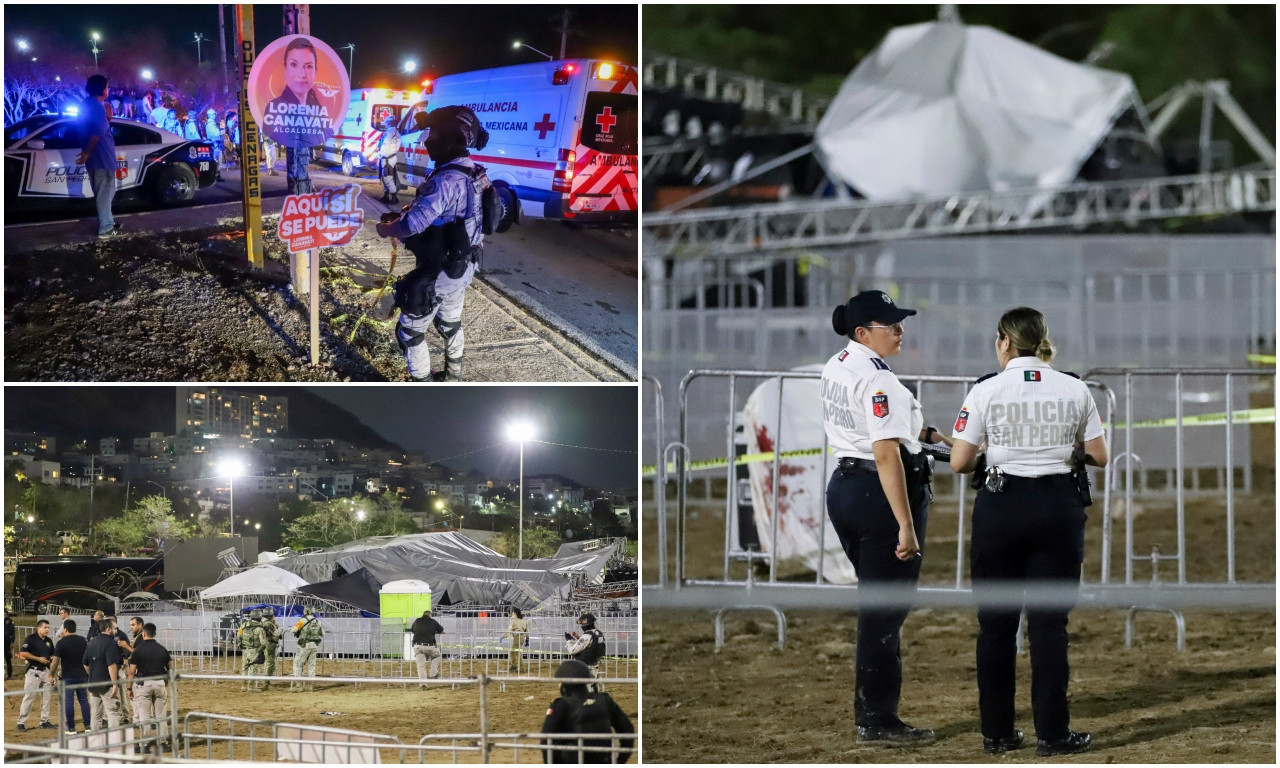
[642,485,1276,763]
[3,675,638,763]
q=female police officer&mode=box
[821,289,948,746]
[949,307,1107,757]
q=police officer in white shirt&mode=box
[821,290,948,747]
[949,307,1108,757]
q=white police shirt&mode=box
[952,357,1105,477]
[820,340,924,461]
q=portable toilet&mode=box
[379,579,432,658]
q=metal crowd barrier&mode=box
[5,672,637,764]
[649,366,1276,649]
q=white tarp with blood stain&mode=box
[742,366,858,584]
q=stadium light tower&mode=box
[90,31,101,68]
[218,459,244,537]
[507,421,536,559]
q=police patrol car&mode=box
[397,58,638,226]
[320,88,417,177]
[5,114,219,207]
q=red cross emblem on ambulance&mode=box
[595,106,617,134]
[534,114,556,140]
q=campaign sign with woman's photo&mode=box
[247,35,349,150]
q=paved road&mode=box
[5,162,638,376]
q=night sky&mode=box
[3,4,638,87]
[304,385,639,491]
[3,385,639,492]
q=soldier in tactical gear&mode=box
[375,104,493,382]
[541,659,634,764]
[260,612,283,690]
[564,612,606,684]
[375,112,402,205]
[292,606,324,692]
[238,609,267,692]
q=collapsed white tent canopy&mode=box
[199,564,310,600]
[276,532,621,610]
[815,20,1143,199]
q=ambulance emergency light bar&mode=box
[361,90,411,100]
[552,63,577,85]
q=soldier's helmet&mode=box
[577,612,596,629]
[554,659,593,680]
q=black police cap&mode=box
[832,290,917,336]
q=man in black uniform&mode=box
[129,623,172,749]
[83,618,124,730]
[541,659,634,763]
[51,620,91,734]
[410,609,446,686]
[105,616,134,723]
[4,609,15,679]
[16,619,56,731]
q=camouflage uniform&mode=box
[238,613,267,691]
[292,613,324,692]
[261,615,283,689]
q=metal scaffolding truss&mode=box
[642,51,830,129]
[643,170,1277,259]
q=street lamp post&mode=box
[90,32,101,68]
[512,41,553,61]
[193,32,209,63]
[507,422,536,559]
[339,43,354,82]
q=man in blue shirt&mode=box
[76,74,121,239]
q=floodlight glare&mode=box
[507,422,536,443]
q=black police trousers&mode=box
[971,473,1085,743]
[826,466,929,727]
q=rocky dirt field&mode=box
[3,675,638,763]
[4,221,622,382]
[642,486,1276,763]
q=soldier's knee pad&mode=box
[397,327,427,353]
[434,317,461,341]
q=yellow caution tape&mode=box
[642,407,1275,478]
[1247,354,1276,365]
[1105,407,1275,430]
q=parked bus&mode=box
[10,556,164,613]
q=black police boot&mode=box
[983,730,1024,754]
[443,355,463,382]
[856,722,936,746]
[1036,731,1091,757]
[391,194,401,204]
[380,193,392,204]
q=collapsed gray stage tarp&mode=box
[273,532,620,611]
[815,20,1143,199]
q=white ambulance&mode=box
[398,59,637,225]
[320,87,418,177]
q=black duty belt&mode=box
[837,457,878,473]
